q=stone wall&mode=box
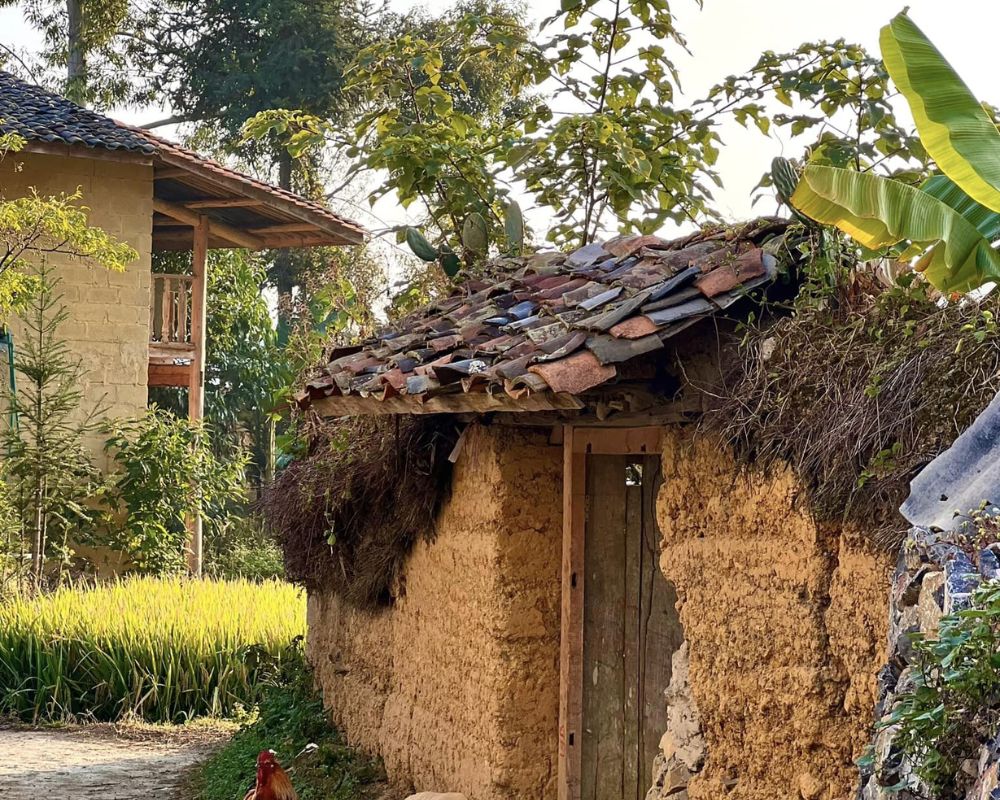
[653,427,894,800]
[307,424,562,799]
[0,149,153,467]
[861,526,1000,800]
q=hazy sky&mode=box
[0,0,997,239]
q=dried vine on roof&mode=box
[707,277,1000,548]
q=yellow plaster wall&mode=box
[307,424,563,799]
[656,427,893,800]
[0,149,153,465]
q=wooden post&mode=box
[186,217,209,576]
[559,424,586,800]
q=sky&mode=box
[0,0,998,242]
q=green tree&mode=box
[132,0,381,330]
[0,0,138,105]
[511,0,723,246]
[708,38,930,192]
[258,0,732,253]
[2,266,106,588]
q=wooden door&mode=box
[581,454,682,800]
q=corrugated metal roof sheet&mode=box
[901,390,1000,531]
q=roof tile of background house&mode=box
[298,217,788,414]
[0,71,155,153]
[0,70,366,241]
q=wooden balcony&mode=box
[148,273,197,388]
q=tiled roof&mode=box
[299,218,788,415]
[0,71,367,242]
[0,71,155,154]
[137,128,367,241]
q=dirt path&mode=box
[0,726,226,799]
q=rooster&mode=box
[243,751,299,800]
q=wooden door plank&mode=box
[624,471,643,798]
[582,455,628,800]
[559,426,587,800]
[638,455,684,791]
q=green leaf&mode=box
[462,212,489,255]
[405,227,439,262]
[504,200,524,255]
[791,164,1000,293]
[439,251,461,278]
[881,12,1000,212]
[921,175,1000,242]
[771,157,799,205]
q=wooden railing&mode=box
[150,273,195,347]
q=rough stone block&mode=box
[917,571,945,634]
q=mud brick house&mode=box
[292,219,894,800]
[0,71,366,570]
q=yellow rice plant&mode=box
[0,576,306,723]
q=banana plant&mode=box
[789,11,1000,294]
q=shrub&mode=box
[192,644,386,800]
[0,576,305,723]
[103,409,249,573]
[206,513,285,582]
[886,581,1000,798]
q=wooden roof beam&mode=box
[310,392,584,417]
[185,198,265,209]
[153,198,263,250]
[249,222,317,235]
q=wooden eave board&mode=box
[152,175,353,249]
[152,155,363,246]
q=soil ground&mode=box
[0,723,232,799]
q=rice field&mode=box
[0,576,306,723]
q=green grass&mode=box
[191,647,386,800]
[0,576,306,723]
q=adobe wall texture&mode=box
[308,423,893,800]
[0,150,153,466]
[307,424,563,799]
[654,427,893,800]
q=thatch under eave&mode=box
[261,415,460,607]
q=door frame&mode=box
[557,424,663,800]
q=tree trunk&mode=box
[31,476,45,590]
[273,150,294,346]
[66,0,86,104]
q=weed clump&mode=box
[191,643,386,800]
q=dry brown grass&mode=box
[261,415,459,607]
[706,280,1000,548]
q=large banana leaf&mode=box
[791,165,1000,293]
[921,175,1000,243]
[881,13,1000,213]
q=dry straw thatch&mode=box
[261,415,459,607]
[707,279,1000,548]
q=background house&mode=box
[284,219,893,800]
[0,71,366,571]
